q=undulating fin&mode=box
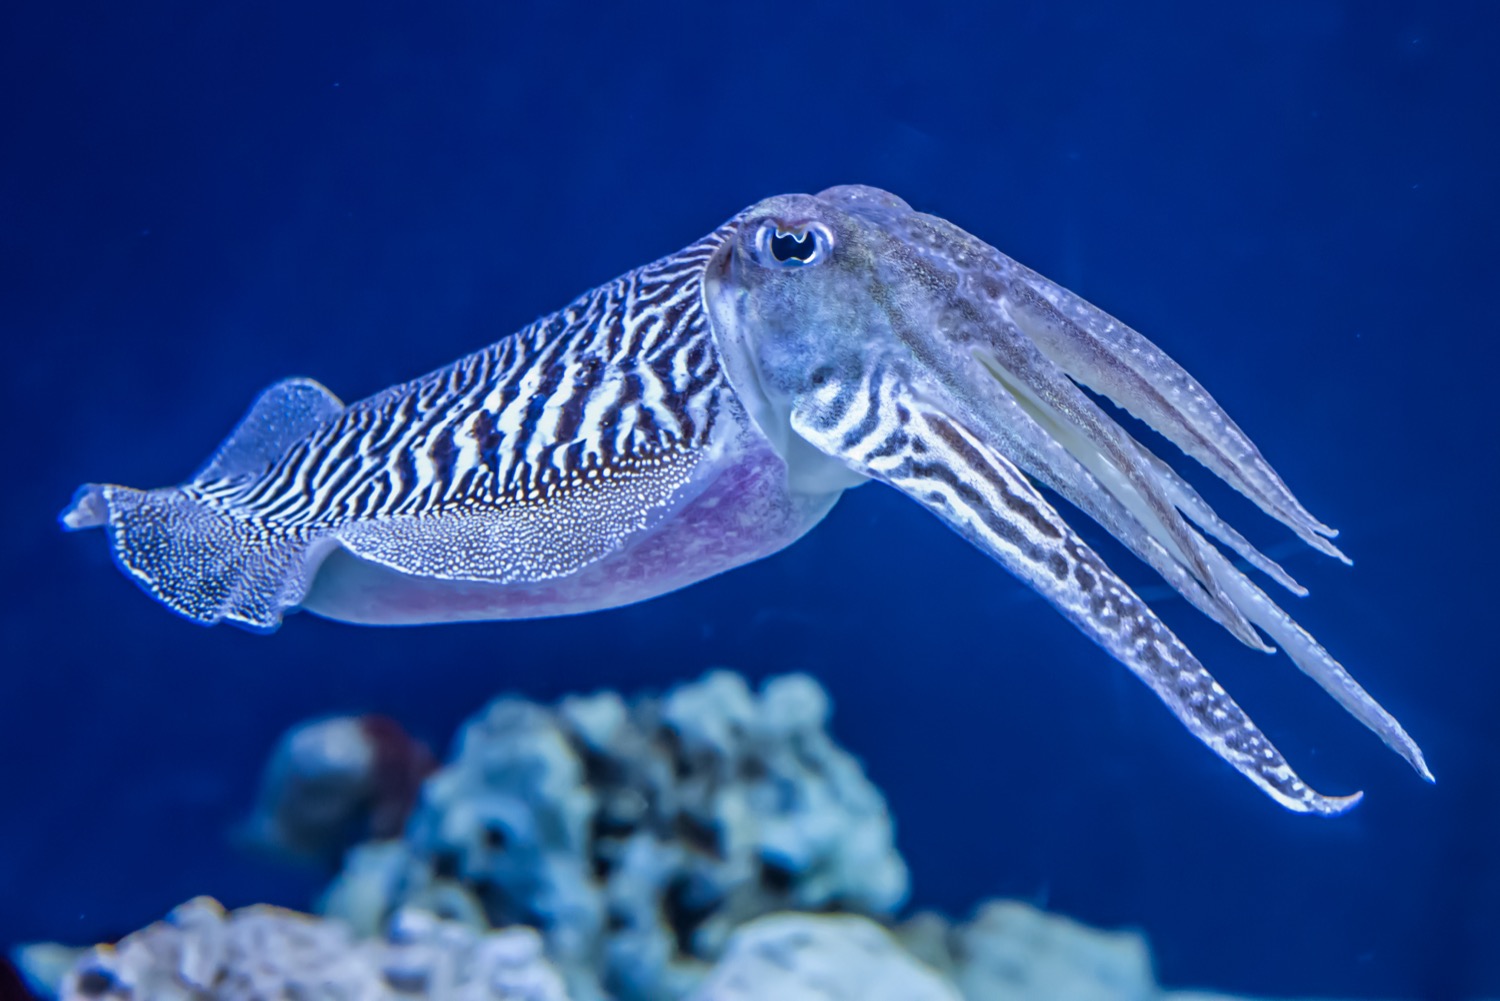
[195,377,344,483]
[60,378,343,631]
[60,482,322,631]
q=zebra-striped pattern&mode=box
[787,360,1338,814]
[199,225,736,530]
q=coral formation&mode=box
[239,714,435,865]
[15,670,1366,1001]
[688,913,961,1001]
[41,897,566,1001]
[317,670,906,1001]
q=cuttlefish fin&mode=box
[788,382,1360,814]
[194,377,346,483]
[60,378,344,631]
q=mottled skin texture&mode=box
[63,185,1427,813]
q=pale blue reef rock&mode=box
[20,899,1354,1001]
[237,713,433,865]
[317,670,907,1001]
[688,913,961,1001]
[29,897,567,1001]
[16,671,1402,1001]
[897,901,1254,1001]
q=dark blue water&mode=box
[3,1,1496,996]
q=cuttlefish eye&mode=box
[752,219,834,268]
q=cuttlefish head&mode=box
[702,186,931,499]
[705,187,931,428]
[703,184,1429,814]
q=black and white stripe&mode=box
[204,226,734,530]
[788,368,1352,815]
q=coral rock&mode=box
[53,897,569,1001]
[687,913,961,1001]
[240,715,434,865]
[319,671,906,1001]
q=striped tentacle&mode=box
[787,363,1361,815]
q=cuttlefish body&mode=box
[62,185,1429,813]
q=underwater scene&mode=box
[3,2,1497,998]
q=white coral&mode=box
[52,897,569,1001]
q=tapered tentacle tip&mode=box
[1244,632,1277,656]
[1370,713,1432,782]
[1409,749,1436,784]
[1254,555,1307,596]
[1258,765,1364,816]
[1306,789,1364,816]
[1224,612,1276,654]
[1302,529,1353,566]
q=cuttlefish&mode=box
[62,185,1429,813]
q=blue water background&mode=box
[3,2,1497,996]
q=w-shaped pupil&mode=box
[769,230,816,263]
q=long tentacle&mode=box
[790,371,1361,815]
[1199,544,1433,780]
[923,348,1274,652]
[1133,446,1306,596]
[1003,273,1348,561]
[932,309,1427,781]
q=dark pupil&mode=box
[769,230,817,264]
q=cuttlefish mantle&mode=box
[62,184,1430,814]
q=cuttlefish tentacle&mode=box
[809,197,1278,652]
[63,183,1426,811]
[909,328,1276,653]
[790,379,1357,814]
[1132,445,1306,597]
[832,200,1275,652]
[705,183,1428,810]
[1006,264,1349,562]
[964,339,1275,652]
[876,205,1425,772]
[885,187,1345,557]
[1198,544,1432,779]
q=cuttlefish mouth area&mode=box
[722,183,1428,814]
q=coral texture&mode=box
[18,671,1366,1001]
[48,897,567,1001]
[318,671,906,1001]
[687,913,961,1001]
[239,714,435,864]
